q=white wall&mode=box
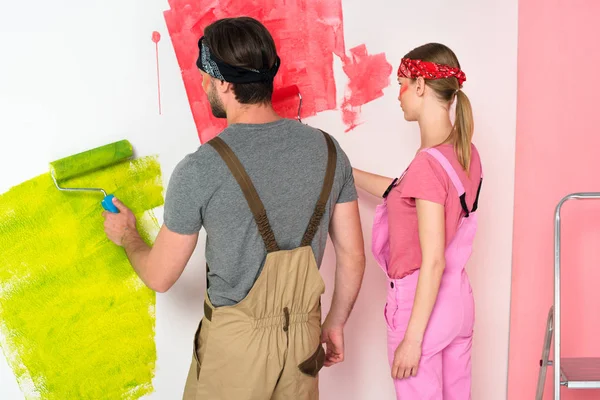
[0,0,518,399]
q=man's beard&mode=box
[208,82,227,119]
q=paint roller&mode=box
[49,140,133,213]
[272,84,303,122]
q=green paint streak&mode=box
[0,156,163,400]
[49,140,134,181]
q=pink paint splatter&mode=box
[340,44,394,132]
[164,0,392,143]
[152,31,162,115]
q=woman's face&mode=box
[397,77,419,121]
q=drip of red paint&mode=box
[164,0,392,143]
[152,31,162,115]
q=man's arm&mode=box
[320,199,365,367]
[103,197,198,293]
[326,200,366,326]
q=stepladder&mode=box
[536,193,600,399]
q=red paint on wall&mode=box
[340,44,393,132]
[152,31,162,115]
[164,0,392,143]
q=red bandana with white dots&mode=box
[397,58,466,87]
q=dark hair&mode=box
[203,17,278,104]
[405,43,474,172]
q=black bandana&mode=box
[196,36,280,83]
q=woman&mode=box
[353,43,482,399]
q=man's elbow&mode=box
[146,277,173,293]
[152,284,171,293]
[357,252,366,269]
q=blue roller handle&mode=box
[101,194,119,213]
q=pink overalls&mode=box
[372,148,482,399]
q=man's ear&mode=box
[215,79,232,94]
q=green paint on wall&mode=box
[0,156,164,399]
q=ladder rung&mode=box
[561,358,600,389]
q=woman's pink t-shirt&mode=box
[386,143,482,279]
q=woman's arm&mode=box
[392,198,446,379]
[405,199,446,340]
[352,168,395,198]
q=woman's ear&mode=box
[416,76,426,97]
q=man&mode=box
[103,16,365,400]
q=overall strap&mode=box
[300,130,338,247]
[424,148,482,217]
[472,177,482,213]
[208,137,280,253]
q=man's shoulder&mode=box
[171,141,225,185]
[191,119,349,165]
[280,120,346,148]
[183,140,221,164]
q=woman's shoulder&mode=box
[402,148,451,188]
[421,143,482,187]
[469,143,483,176]
[428,143,481,168]
[403,142,481,181]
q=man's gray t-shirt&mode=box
[163,119,357,307]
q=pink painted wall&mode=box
[508,0,600,398]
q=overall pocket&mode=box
[298,344,326,377]
[192,319,203,378]
[384,302,397,331]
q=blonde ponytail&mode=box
[453,90,474,173]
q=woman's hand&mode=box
[391,337,423,379]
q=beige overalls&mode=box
[183,130,337,400]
